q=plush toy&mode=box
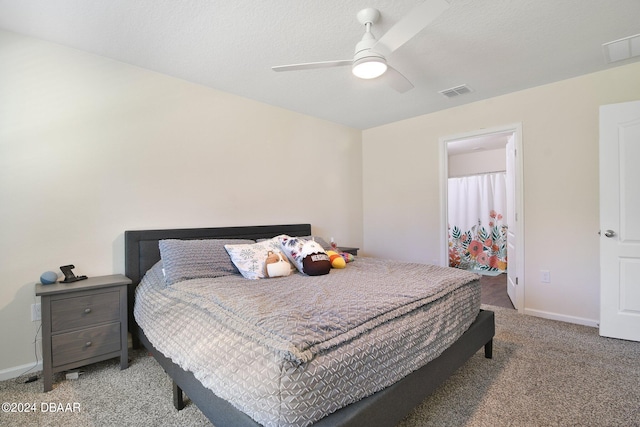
[265,251,291,278]
[326,250,346,269]
[279,237,331,276]
[340,252,354,263]
[300,240,331,276]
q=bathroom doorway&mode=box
[440,124,524,311]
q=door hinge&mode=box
[516,277,519,285]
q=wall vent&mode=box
[439,84,473,98]
[603,34,640,63]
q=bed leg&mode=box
[484,339,493,359]
[173,381,185,410]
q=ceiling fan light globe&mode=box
[352,57,387,79]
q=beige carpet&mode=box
[1,305,639,427]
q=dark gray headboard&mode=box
[124,224,311,341]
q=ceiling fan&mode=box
[272,0,450,93]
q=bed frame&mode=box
[125,224,495,427]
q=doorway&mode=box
[439,124,524,311]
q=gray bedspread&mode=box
[135,257,480,427]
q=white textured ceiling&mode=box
[1,0,639,129]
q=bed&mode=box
[125,224,494,427]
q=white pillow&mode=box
[225,236,292,280]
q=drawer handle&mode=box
[84,308,91,314]
[85,341,92,347]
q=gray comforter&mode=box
[135,257,480,427]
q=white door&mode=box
[599,100,640,342]
[505,135,518,308]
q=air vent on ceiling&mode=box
[603,34,640,63]
[439,84,473,98]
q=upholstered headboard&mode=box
[124,223,311,342]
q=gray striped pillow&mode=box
[159,238,255,285]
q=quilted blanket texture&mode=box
[135,257,480,426]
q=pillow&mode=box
[257,235,331,250]
[225,237,292,280]
[159,238,254,285]
[297,235,331,250]
[279,236,331,276]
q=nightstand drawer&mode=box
[51,291,120,332]
[52,322,121,367]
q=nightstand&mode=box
[338,247,359,256]
[35,274,131,392]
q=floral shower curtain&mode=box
[448,172,508,273]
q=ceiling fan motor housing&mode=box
[352,20,387,79]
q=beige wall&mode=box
[363,61,640,326]
[0,31,363,376]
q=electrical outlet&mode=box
[540,270,551,283]
[31,303,41,322]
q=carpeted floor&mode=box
[1,306,639,427]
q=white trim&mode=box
[439,136,450,267]
[439,123,525,311]
[523,308,599,328]
[0,361,42,381]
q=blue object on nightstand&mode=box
[40,271,58,285]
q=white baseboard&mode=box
[0,361,42,382]
[523,308,599,328]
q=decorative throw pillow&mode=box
[279,236,331,276]
[159,238,254,285]
[297,235,331,250]
[258,235,330,250]
[225,237,291,280]
[278,235,305,272]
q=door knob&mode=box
[604,230,616,238]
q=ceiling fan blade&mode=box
[272,60,352,72]
[384,65,414,93]
[373,0,450,57]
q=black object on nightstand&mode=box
[59,264,88,283]
[35,274,131,392]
